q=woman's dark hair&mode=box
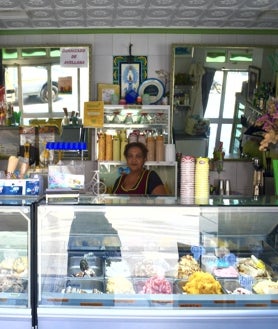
[124,142,148,159]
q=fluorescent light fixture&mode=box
[0,10,28,20]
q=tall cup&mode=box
[165,144,176,162]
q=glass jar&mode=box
[124,113,133,124]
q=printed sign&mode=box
[83,101,104,128]
[60,47,88,67]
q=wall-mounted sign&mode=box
[83,101,104,128]
[60,47,88,67]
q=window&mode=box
[204,48,252,157]
[205,70,248,157]
[2,46,91,125]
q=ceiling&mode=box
[0,0,277,31]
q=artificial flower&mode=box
[255,97,278,151]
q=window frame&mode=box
[2,44,92,123]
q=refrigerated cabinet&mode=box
[0,198,35,329]
[36,196,278,329]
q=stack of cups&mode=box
[195,157,210,204]
[180,155,195,204]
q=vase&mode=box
[272,159,278,196]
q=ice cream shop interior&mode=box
[0,1,278,329]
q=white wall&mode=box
[0,32,277,101]
[1,32,276,194]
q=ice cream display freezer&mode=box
[36,196,278,329]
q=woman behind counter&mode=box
[112,142,167,195]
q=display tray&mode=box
[201,234,268,257]
[0,292,28,306]
[68,234,121,250]
[219,279,253,295]
[67,255,103,277]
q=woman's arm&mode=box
[151,184,167,195]
[148,171,167,195]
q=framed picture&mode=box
[247,66,260,104]
[113,56,148,98]
[175,46,194,57]
[97,83,119,104]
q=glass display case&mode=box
[0,197,35,329]
[36,196,278,329]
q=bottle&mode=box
[155,135,165,161]
[105,133,113,161]
[120,138,128,162]
[62,107,69,126]
[112,135,120,161]
[138,132,146,145]
[98,132,106,161]
[146,133,155,161]
[128,131,138,143]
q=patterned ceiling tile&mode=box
[184,0,209,7]
[32,20,59,28]
[198,20,226,27]
[59,19,86,27]
[142,19,170,27]
[236,10,260,18]
[86,19,113,26]
[150,0,178,7]
[0,0,277,29]
[0,0,21,9]
[116,8,145,18]
[28,9,55,19]
[56,9,85,19]
[54,0,82,8]
[3,20,31,28]
[25,0,53,9]
[118,0,148,7]
[117,19,144,27]
[205,10,232,18]
[87,8,114,18]
[171,19,200,27]
[174,9,204,19]
[86,0,114,6]
[212,0,245,8]
[145,9,174,18]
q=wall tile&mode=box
[94,34,113,55]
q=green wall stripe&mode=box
[0,28,277,36]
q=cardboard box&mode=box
[0,177,43,196]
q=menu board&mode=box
[83,101,104,128]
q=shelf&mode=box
[102,123,168,129]
[98,161,177,166]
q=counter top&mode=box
[1,194,278,207]
[74,194,278,207]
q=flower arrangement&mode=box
[255,97,278,151]
[155,69,169,96]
